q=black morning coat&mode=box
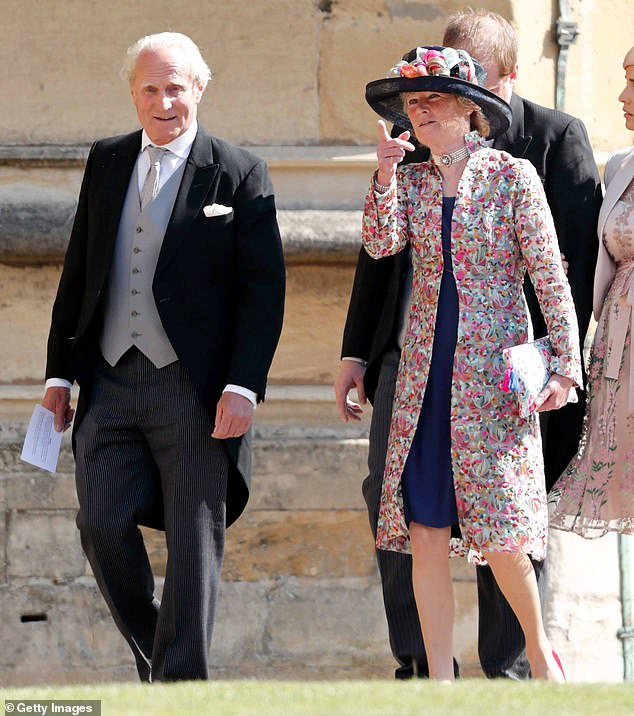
[46,126,286,526]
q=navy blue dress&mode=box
[402,197,459,528]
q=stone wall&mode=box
[1,0,632,149]
[0,260,358,389]
[0,136,483,684]
[1,0,633,687]
[0,400,480,685]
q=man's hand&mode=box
[535,373,575,412]
[334,360,367,423]
[376,120,415,187]
[212,392,254,439]
[42,387,74,432]
[560,252,569,275]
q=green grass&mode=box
[2,680,634,716]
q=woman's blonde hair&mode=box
[457,96,490,137]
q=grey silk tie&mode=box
[140,145,168,210]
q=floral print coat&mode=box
[362,133,583,562]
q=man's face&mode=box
[480,60,515,103]
[131,46,203,146]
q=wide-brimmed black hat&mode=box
[365,46,511,139]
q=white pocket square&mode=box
[203,203,233,218]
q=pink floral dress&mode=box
[362,132,583,563]
[550,175,634,537]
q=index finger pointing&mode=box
[377,119,391,142]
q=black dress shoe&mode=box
[394,657,460,679]
[394,662,416,680]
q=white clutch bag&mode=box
[501,336,578,418]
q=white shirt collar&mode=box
[140,120,198,159]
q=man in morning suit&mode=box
[42,32,285,682]
[335,10,602,679]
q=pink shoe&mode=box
[552,650,566,682]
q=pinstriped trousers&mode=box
[74,348,229,682]
[363,348,537,679]
[362,349,428,676]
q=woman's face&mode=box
[619,47,634,131]
[404,91,472,149]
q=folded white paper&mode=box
[20,404,63,473]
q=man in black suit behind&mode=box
[335,10,602,679]
[43,32,285,682]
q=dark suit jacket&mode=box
[46,126,286,526]
[341,94,602,487]
[496,94,602,341]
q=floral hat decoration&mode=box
[365,46,512,139]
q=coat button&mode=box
[136,226,143,233]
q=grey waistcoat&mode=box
[100,159,187,368]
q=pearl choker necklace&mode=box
[432,145,470,166]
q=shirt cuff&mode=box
[341,357,368,366]
[223,384,258,407]
[45,378,73,390]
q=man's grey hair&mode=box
[121,32,212,90]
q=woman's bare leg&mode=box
[483,550,564,682]
[409,523,454,680]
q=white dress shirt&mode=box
[46,120,257,407]
[136,121,197,196]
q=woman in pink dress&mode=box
[550,47,634,536]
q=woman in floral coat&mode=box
[363,46,582,681]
